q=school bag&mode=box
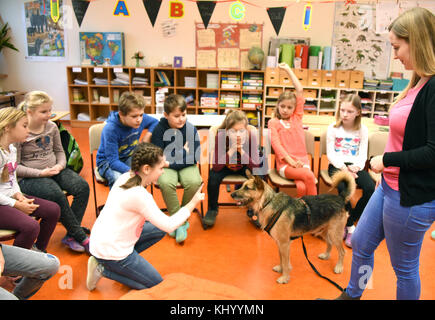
[56,122,84,173]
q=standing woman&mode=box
[329,7,435,300]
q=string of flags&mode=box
[70,0,375,35]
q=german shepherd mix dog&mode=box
[231,170,356,284]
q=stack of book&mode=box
[206,73,219,89]
[220,93,240,108]
[132,76,149,85]
[242,93,262,110]
[155,71,171,86]
[243,74,263,90]
[363,79,379,90]
[93,77,108,85]
[73,78,88,85]
[112,72,129,85]
[378,79,393,91]
[200,92,218,108]
[221,74,241,89]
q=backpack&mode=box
[56,122,84,173]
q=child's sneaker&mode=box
[175,221,190,244]
[343,227,348,240]
[344,231,353,248]
[431,230,435,240]
[61,236,85,252]
[86,256,103,291]
[203,209,218,228]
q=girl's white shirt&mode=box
[326,123,369,170]
[0,144,21,207]
[89,172,190,260]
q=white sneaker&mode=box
[86,256,103,291]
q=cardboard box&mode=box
[265,67,279,85]
[308,69,322,87]
[350,70,364,89]
[266,107,274,116]
[321,70,336,88]
[336,70,351,88]
[303,89,318,99]
[293,68,308,86]
[279,69,292,86]
[268,87,283,97]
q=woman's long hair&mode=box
[389,7,435,108]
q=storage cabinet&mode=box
[67,66,265,127]
[263,83,401,129]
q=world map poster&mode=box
[79,32,125,66]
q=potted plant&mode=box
[132,51,144,67]
[0,22,19,53]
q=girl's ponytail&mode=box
[120,143,163,189]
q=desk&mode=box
[0,91,26,107]
[50,111,70,122]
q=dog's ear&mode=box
[245,168,253,179]
[253,175,264,191]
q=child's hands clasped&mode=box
[14,197,39,215]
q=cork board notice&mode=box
[195,22,263,69]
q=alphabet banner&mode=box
[143,0,162,26]
[266,7,286,36]
[196,1,216,29]
[71,0,90,27]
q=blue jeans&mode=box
[95,222,166,290]
[346,178,435,300]
[0,245,60,300]
[97,158,131,188]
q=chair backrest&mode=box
[89,123,106,154]
[319,130,328,157]
[368,131,389,158]
[304,130,315,159]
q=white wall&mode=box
[0,0,407,111]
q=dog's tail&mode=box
[330,170,356,203]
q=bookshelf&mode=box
[263,84,400,129]
[66,66,265,128]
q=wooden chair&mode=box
[267,129,317,192]
[89,123,107,217]
[208,124,258,207]
[0,229,17,242]
[367,131,389,183]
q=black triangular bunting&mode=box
[197,1,216,29]
[72,0,90,27]
[267,7,286,36]
[143,0,162,27]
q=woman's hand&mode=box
[40,167,59,177]
[370,155,385,173]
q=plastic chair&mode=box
[89,123,107,217]
[267,129,317,192]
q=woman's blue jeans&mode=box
[346,178,435,300]
[95,222,166,290]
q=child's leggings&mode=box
[281,165,317,197]
[19,168,90,243]
[345,178,435,300]
[0,196,60,251]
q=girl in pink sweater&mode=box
[268,63,317,197]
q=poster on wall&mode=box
[332,3,391,79]
[79,32,125,66]
[23,0,66,61]
[195,22,263,69]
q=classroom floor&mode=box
[2,124,434,300]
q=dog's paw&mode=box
[318,252,330,260]
[334,264,343,274]
[272,265,282,273]
[276,275,290,284]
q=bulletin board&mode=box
[195,22,263,69]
